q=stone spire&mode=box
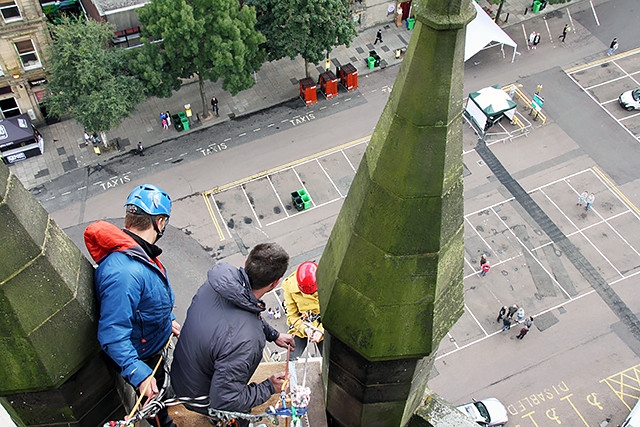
[0,163,119,425]
[317,0,475,425]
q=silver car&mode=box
[456,398,509,426]
[619,88,640,111]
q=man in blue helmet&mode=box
[84,184,179,427]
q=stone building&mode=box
[0,0,54,124]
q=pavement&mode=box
[8,0,588,190]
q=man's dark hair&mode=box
[245,243,289,290]
[125,212,168,231]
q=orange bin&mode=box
[318,71,338,99]
[299,77,317,105]
[338,63,358,91]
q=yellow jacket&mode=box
[281,271,323,340]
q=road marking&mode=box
[223,138,231,142]
[179,152,187,157]
[253,128,261,132]
[315,157,343,198]
[61,191,71,196]
[593,166,640,217]
[208,136,370,194]
[267,174,290,219]
[202,192,225,241]
[239,133,246,137]
[77,186,86,191]
[138,167,145,171]
[242,184,262,228]
[165,158,173,162]
[152,162,159,166]
[267,124,275,127]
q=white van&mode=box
[621,398,640,427]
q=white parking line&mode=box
[210,193,232,240]
[315,158,343,198]
[241,184,262,228]
[267,174,290,219]
[341,149,356,171]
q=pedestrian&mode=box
[268,307,274,319]
[516,326,529,339]
[528,31,536,50]
[515,307,525,323]
[533,32,541,49]
[577,190,588,206]
[586,193,595,211]
[159,111,166,124]
[211,96,219,116]
[274,306,281,319]
[374,29,383,45]
[507,304,519,319]
[501,317,512,331]
[282,262,324,363]
[496,305,508,322]
[136,141,144,156]
[559,24,569,42]
[480,253,487,267]
[165,111,172,128]
[524,316,534,329]
[161,117,168,130]
[607,38,618,56]
[481,263,491,276]
[171,243,295,423]
[536,83,543,95]
[84,185,179,427]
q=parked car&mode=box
[620,397,640,427]
[619,88,640,111]
[456,397,509,426]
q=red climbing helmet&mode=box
[296,261,318,294]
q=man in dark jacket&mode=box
[171,243,295,422]
[84,184,180,427]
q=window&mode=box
[0,97,20,117]
[0,1,21,22]
[15,40,41,70]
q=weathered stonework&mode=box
[0,163,118,425]
[318,0,475,425]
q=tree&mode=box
[132,0,266,118]
[247,0,357,77]
[44,17,144,143]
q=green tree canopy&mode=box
[247,0,357,75]
[132,0,266,117]
[44,17,144,136]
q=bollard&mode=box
[524,7,527,15]
[505,12,509,22]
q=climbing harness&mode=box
[104,332,315,427]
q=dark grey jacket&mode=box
[170,263,280,413]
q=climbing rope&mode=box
[104,320,317,427]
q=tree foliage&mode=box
[44,17,144,134]
[132,0,266,116]
[248,0,356,71]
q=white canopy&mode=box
[465,1,518,63]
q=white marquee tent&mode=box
[465,1,518,63]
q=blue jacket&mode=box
[84,220,175,388]
[171,262,279,413]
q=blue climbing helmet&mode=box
[125,184,172,217]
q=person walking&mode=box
[480,262,491,276]
[533,33,541,49]
[480,253,487,267]
[136,141,144,156]
[586,193,595,211]
[374,29,383,45]
[524,316,534,329]
[516,326,529,339]
[165,111,172,128]
[211,96,219,116]
[501,317,512,331]
[496,305,508,322]
[577,190,588,206]
[528,31,536,50]
[84,184,179,427]
[559,24,569,42]
[607,38,618,56]
[515,307,525,323]
[507,304,519,319]
[170,243,295,425]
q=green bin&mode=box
[181,116,190,131]
[298,189,307,197]
[532,0,541,13]
[367,56,375,69]
[301,194,310,210]
[407,18,415,30]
